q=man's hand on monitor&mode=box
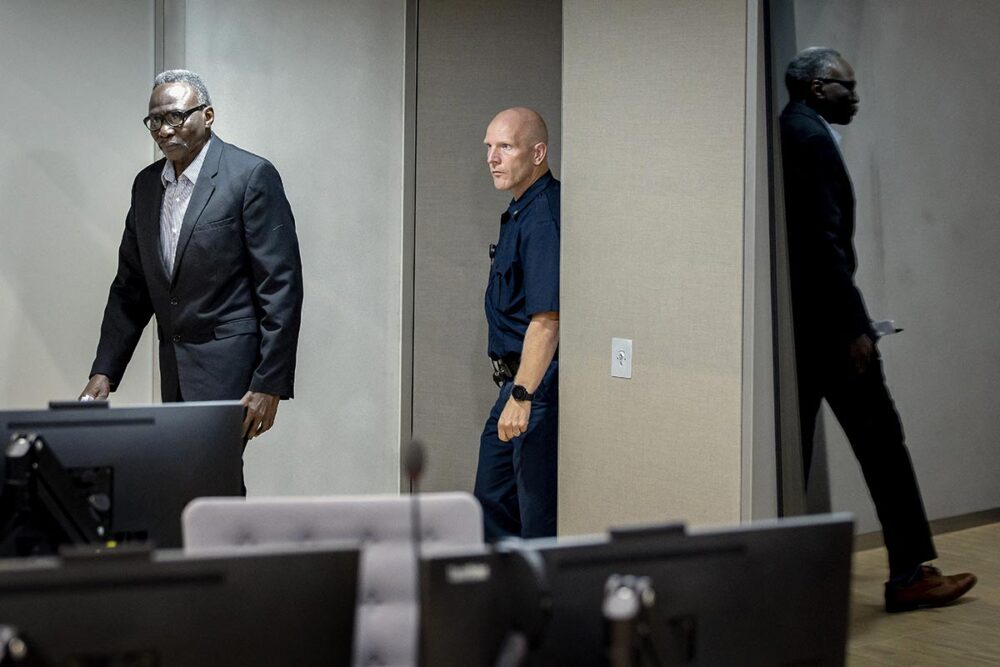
[80,374,112,401]
[241,391,280,441]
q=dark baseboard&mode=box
[854,507,1000,552]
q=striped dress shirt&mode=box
[159,138,212,277]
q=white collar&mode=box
[818,116,842,147]
[161,137,213,186]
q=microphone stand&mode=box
[405,438,425,553]
[405,440,426,665]
[603,575,661,667]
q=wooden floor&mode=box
[848,521,1000,665]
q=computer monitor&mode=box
[421,513,854,666]
[0,401,245,553]
[420,543,549,667]
[0,544,359,666]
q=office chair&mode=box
[182,492,483,667]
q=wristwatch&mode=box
[511,384,534,402]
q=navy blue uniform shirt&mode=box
[485,171,560,360]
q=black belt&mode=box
[491,354,520,387]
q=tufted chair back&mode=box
[182,493,483,667]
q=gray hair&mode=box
[153,69,212,105]
[785,47,842,101]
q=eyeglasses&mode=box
[143,104,207,131]
[815,78,857,92]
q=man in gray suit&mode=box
[80,70,303,441]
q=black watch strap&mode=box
[511,384,534,402]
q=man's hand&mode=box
[495,312,558,442]
[79,374,112,401]
[849,333,874,375]
[498,395,532,442]
[241,391,280,440]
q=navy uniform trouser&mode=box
[474,362,558,541]
[797,344,936,576]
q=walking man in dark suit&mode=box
[781,48,975,612]
[80,70,303,442]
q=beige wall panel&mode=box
[560,0,748,533]
[0,1,156,409]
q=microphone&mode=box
[0,625,30,665]
[602,575,658,667]
[404,438,426,490]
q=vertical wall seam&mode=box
[400,0,419,493]
[152,0,163,404]
[740,0,757,524]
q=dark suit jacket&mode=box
[780,101,873,352]
[90,136,303,401]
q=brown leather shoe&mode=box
[884,565,977,613]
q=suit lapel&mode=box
[792,103,856,232]
[793,103,854,194]
[170,138,223,286]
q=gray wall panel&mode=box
[183,0,407,495]
[790,0,1000,530]
[0,0,157,408]
[745,0,780,520]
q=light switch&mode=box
[611,338,632,379]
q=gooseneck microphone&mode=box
[404,438,426,551]
[404,438,426,491]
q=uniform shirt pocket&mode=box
[491,256,521,314]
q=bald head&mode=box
[491,107,549,145]
[484,107,550,199]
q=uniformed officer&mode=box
[474,107,560,540]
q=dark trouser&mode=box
[162,362,183,403]
[163,365,247,497]
[474,362,558,541]
[797,345,936,576]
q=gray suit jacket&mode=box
[91,136,303,401]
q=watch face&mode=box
[512,385,532,401]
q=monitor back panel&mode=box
[0,547,358,666]
[530,515,853,666]
[1,402,245,547]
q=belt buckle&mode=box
[491,359,507,388]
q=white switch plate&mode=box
[611,338,632,379]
